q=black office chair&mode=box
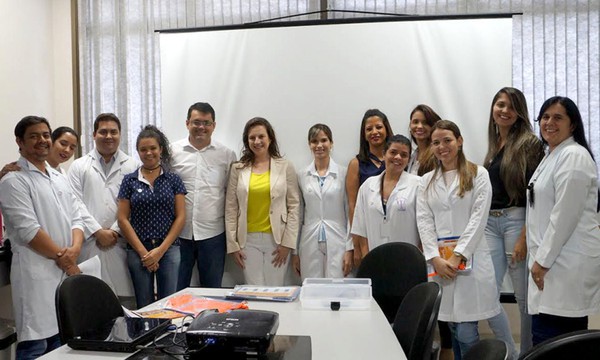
[392,281,442,360]
[518,329,600,360]
[55,274,124,344]
[356,242,428,323]
[463,339,508,360]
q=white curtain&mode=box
[78,0,318,154]
[78,0,599,158]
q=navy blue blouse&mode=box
[118,169,187,242]
[358,153,385,186]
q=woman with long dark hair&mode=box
[346,109,393,267]
[483,87,543,354]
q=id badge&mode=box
[380,219,391,237]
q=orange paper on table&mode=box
[164,293,248,315]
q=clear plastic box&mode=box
[300,278,372,310]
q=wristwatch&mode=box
[453,251,466,260]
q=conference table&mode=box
[41,287,406,360]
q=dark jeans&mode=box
[532,313,588,346]
[127,240,181,309]
[177,232,226,290]
[16,333,61,360]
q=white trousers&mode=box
[243,232,288,286]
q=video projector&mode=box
[186,309,279,357]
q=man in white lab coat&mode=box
[172,102,236,289]
[0,116,83,359]
[68,113,138,301]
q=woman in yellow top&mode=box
[225,117,301,286]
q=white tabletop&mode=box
[41,287,406,360]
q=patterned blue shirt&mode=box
[118,168,187,242]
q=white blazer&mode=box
[225,157,300,252]
[417,166,500,322]
[526,137,600,317]
[297,159,351,279]
[68,149,139,296]
[351,171,421,250]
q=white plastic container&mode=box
[300,278,372,310]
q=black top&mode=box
[488,148,533,209]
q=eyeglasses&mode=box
[190,120,214,127]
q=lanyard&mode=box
[380,176,388,219]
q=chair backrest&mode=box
[393,281,442,360]
[463,339,508,360]
[518,329,600,360]
[356,242,427,322]
[55,274,124,344]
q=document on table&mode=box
[227,285,301,302]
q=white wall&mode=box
[0,0,74,167]
[0,0,74,321]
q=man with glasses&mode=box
[172,102,236,289]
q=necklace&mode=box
[142,164,161,173]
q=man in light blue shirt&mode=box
[0,116,83,359]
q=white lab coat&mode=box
[297,160,351,279]
[68,149,139,296]
[417,166,501,322]
[526,137,600,317]
[0,158,83,341]
[352,171,421,250]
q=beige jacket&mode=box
[225,157,300,253]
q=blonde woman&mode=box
[417,120,505,358]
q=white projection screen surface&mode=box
[160,17,512,169]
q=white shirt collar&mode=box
[306,158,339,178]
[137,166,163,186]
[184,137,215,152]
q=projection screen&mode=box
[159,16,513,286]
[159,16,513,168]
